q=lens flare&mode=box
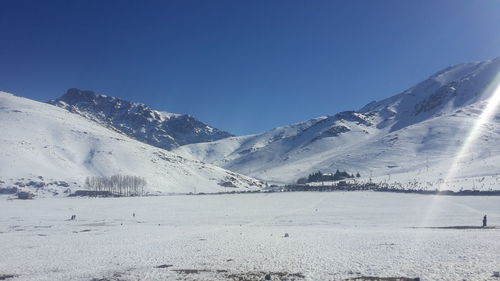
[408,72,500,266]
[418,72,500,229]
[439,74,500,189]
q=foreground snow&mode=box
[1,192,499,280]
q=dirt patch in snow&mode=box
[173,269,212,274]
[154,264,173,269]
[73,229,93,233]
[412,226,498,230]
[225,271,305,281]
[90,270,130,281]
[172,269,305,281]
[346,276,420,281]
[346,277,419,281]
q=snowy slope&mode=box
[175,57,500,189]
[0,91,264,195]
[49,88,233,150]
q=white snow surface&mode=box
[0,92,264,195]
[0,192,499,280]
[174,58,500,189]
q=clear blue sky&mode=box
[1,0,499,135]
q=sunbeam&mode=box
[440,74,500,188]
[419,72,500,230]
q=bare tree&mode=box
[84,174,147,196]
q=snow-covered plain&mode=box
[1,192,499,281]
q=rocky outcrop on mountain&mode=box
[49,88,233,150]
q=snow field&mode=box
[1,192,499,280]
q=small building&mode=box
[337,181,348,187]
[17,191,34,200]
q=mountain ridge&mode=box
[0,91,263,196]
[2,57,498,193]
[174,57,500,190]
[49,88,233,150]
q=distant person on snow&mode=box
[483,215,487,227]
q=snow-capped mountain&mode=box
[49,88,233,150]
[0,91,263,196]
[175,57,500,190]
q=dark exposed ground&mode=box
[171,269,305,281]
[88,268,423,281]
[346,277,420,281]
[412,226,498,230]
[89,268,306,281]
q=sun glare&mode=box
[417,71,500,232]
[439,73,500,191]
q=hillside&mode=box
[0,92,263,196]
[175,57,500,190]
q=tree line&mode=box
[84,174,146,196]
[297,170,360,184]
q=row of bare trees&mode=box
[84,174,146,196]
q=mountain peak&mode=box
[54,88,139,108]
[57,88,98,104]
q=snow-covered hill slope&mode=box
[175,57,500,190]
[49,88,233,150]
[0,92,263,196]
